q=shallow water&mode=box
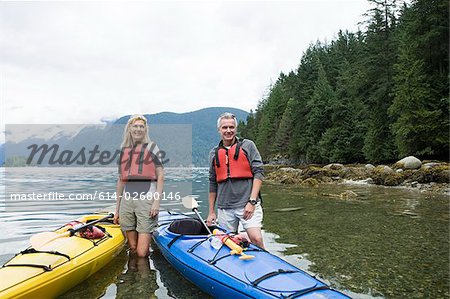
[0,167,448,298]
[262,182,449,299]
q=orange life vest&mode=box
[214,140,253,183]
[119,143,157,182]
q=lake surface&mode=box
[0,167,448,298]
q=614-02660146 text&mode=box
[8,191,182,201]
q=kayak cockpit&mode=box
[168,218,218,235]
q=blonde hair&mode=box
[120,114,151,148]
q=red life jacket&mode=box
[214,140,253,183]
[119,143,157,182]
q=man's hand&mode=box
[243,203,255,220]
[207,212,217,226]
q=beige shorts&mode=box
[119,183,158,234]
[217,203,263,233]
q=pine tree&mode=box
[274,98,295,156]
[319,32,367,163]
[241,0,448,164]
[389,1,449,157]
[305,62,335,163]
[289,43,326,162]
[362,4,398,162]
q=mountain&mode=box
[2,107,248,167]
[0,144,4,166]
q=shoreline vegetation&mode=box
[264,155,449,195]
[239,0,449,171]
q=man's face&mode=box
[218,118,237,143]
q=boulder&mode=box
[371,165,401,185]
[395,156,422,169]
[384,173,403,186]
[365,164,375,171]
[301,178,319,187]
[324,163,344,170]
[376,165,394,174]
[280,167,303,175]
[422,162,440,169]
[363,178,375,184]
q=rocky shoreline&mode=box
[264,156,450,195]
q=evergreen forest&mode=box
[239,0,449,164]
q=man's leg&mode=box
[246,227,264,249]
[240,204,265,249]
[217,208,240,233]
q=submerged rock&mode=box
[340,190,358,200]
[273,207,304,212]
[321,190,359,200]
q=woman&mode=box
[114,114,164,257]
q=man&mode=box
[206,112,265,248]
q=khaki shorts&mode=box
[217,203,263,233]
[119,183,158,234]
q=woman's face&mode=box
[130,119,146,142]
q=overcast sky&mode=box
[1,1,371,126]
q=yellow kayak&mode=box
[0,213,125,299]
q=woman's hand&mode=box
[150,200,160,218]
[113,213,120,225]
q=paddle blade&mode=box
[182,195,198,210]
[30,231,70,249]
[239,254,255,260]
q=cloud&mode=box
[1,1,371,124]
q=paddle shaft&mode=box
[192,208,212,235]
[67,213,114,236]
[31,213,114,249]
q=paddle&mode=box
[30,213,114,249]
[181,196,254,260]
[181,195,212,235]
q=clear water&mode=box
[0,168,448,298]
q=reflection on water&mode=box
[152,248,212,299]
[115,254,158,299]
[262,182,449,299]
[58,250,128,299]
[1,168,448,298]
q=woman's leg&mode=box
[136,233,152,257]
[126,230,138,254]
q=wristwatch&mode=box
[248,198,259,205]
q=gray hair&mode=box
[217,112,238,129]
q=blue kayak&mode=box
[153,211,351,299]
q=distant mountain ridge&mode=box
[114,107,249,166]
[1,107,249,167]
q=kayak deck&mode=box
[153,211,351,299]
[0,214,125,299]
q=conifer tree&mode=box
[389,0,449,157]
